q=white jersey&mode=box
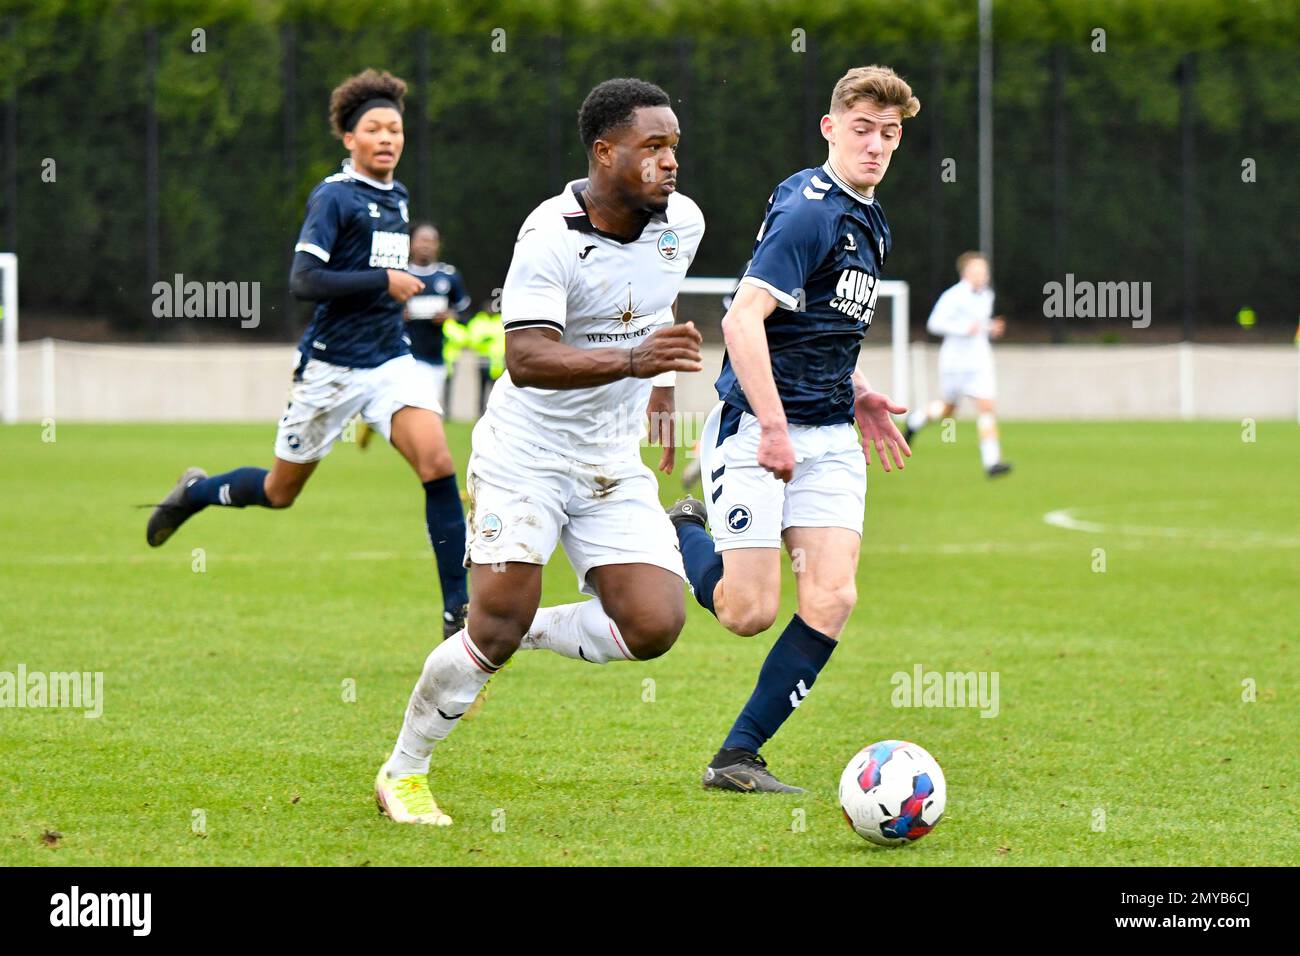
[927,280,995,370]
[485,179,705,461]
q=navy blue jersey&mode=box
[293,164,413,368]
[715,163,891,426]
[405,262,472,365]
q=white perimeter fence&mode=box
[1,339,1298,423]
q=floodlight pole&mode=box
[978,0,993,267]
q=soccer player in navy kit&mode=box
[401,222,472,410]
[670,66,919,792]
[145,69,470,635]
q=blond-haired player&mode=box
[670,65,918,792]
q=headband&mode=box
[344,97,401,132]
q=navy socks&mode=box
[677,522,724,616]
[184,467,270,508]
[721,614,837,755]
[423,475,470,615]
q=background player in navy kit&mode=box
[670,66,918,792]
[401,222,471,413]
[358,222,471,446]
[145,69,470,635]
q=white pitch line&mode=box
[1043,506,1300,548]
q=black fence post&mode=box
[928,43,945,324]
[546,35,563,191]
[3,18,17,257]
[145,25,160,339]
[1051,44,1067,344]
[281,20,297,338]
[801,33,818,162]
[416,29,432,220]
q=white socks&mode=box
[386,629,499,777]
[905,407,929,433]
[977,412,1001,469]
[520,599,637,664]
[385,603,636,778]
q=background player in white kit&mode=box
[904,251,1012,477]
[375,79,705,825]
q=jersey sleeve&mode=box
[448,268,473,317]
[294,185,345,263]
[926,287,972,337]
[501,223,571,334]
[740,192,836,310]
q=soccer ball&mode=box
[839,740,946,846]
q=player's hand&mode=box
[630,322,703,378]
[854,390,911,473]
[386,270,426,304]
[990,316,1007,339]
[646,386,676,474]
[757,423,796,483]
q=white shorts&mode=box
[938,363,996,403]
[698,402,866,552]
[464,419,685,595]
[411,359,448,407]
[274,352,444,463]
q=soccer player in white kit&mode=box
[904,251,1012,477]
[375,79,706,825]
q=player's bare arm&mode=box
[646,298,683,474]
[646,384,676,474]
[506,322,702,389]
[719,283,794,481]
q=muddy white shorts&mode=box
[274,352,444,463]
[464,419,685,595]
[698,401,866,551]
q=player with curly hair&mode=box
[375,77,706,825]
[145,69,470,636]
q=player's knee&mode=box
[264,484,300,509]
[417,451,456,483]
[719,602,779,638]
[618,605,685,660]
[801,582,857,632]
[470,621,524,666]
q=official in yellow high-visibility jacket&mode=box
[444,310,504,417]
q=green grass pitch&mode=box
[1,419,1295,866]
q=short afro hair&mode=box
[578,78,671,153]
[329,68,408,140]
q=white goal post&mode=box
[677,275,912,406]
[1,253,16,424]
